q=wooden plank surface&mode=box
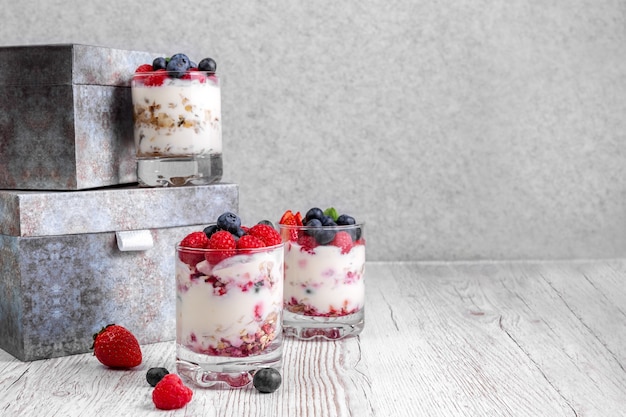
[1,261,625,416]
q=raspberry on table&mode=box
[152,374,193,410]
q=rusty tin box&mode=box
[0,44,159,190]
[0,183,238,361]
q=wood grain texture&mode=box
[1,261,625,416]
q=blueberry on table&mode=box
[146,367,169,387]
[166,53,191,78]
[253,368,282,393]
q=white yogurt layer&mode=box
[284,242,365,316]
[132,78,222,157]
[176,248,283,355]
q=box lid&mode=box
[0,184,238,237]
[0,44,161,87]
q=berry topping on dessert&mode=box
[176,212,284,362]
[206,230,237,264]
[133,53,218,85]
[178,212,283,267]
[279,207,365,319]
[152,374,193,410]
[92,324,142,369]
[279,207,364,247]
[198,57,217,74]
[146,367,170,387]
[252,368,282,393]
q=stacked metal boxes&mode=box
[0,44,238,361]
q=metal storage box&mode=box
[0,183,238,361]
[0,44,159,190]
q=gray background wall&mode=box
[2,0,626,261]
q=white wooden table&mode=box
[1,261,625,416]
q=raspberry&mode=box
[144,69,168,86]
[181,69,207,82]
[237,234,265,253]
[135,64,153,73]
[248,224,282,247]
[297,233,318,253]
[179,231,209,266]
[152,374,193,410]
[206,230,236,265]
[330,231,353,254]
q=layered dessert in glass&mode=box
[175,218,283,388]
[279,208,365,340]
[131,54,222,186]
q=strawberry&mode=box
[248,224,282,247]
[206,230,236,264]
[152,374,193,410]
[179,231,209,266]
[279,210,301,241]
[237,234,265,252]
[135,64,153,73]
[92,324,142,369]
[330,231,353,254]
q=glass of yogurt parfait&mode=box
[278,208,366,340]
[175,215,284,388]
[131,53,222,187]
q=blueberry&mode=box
[305,218,335,245]
[304,218,322,234]
[234,227,246,238]
[337,214,359,241]
[320,215,337,227]
[198,57,217,74]
[336,214,356,226]
[152,57,167,71]
[257,220,275,229]
[146,367,169,387]
[203,224,219,238]
[166,53,191,78]
[217,212,242,234]
[305,207,324,223]
[252,368,282,393]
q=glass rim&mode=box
[176,241,283,253]
[278,222,365,230]
[133,70,218,77]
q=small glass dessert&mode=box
[131,54,222,187]
[279,208,366,340]
[175,214,284,388]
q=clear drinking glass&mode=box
[175,241,283,388]
[279,223,365,340]
[131,71,222,187]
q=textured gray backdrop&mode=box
[2,0,626,261]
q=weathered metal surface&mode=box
[0,44,161,190]
[0,183,239,361]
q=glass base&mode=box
[282,309,364,340]
[176,343,282,389]
[136,154,222,187]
